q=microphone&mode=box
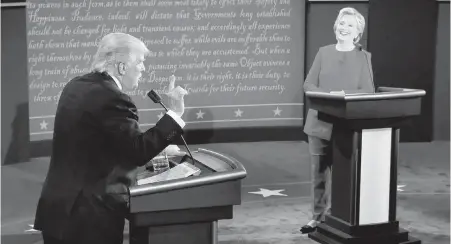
[355,43,375,91]
[147,90,168,110]
[355,42,363,51]
[147,89,195,165]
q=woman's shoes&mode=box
[300,220,318,234]
[300,225,316,234]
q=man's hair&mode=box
[333,7,366,44]
[91,33,149,72]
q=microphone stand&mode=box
[148,90,195,165]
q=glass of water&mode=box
[150,152,170,172]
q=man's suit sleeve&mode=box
[98,93,183,166]
[166,110,186,128]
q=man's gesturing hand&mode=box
[165,74,188,117]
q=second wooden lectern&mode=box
[127,148,247,244]
[305,87,425,244]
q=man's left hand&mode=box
[163,145,186,156]
[165,75,188,117]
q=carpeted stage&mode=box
[1,141,450,243]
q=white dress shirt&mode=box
[108,73,185,128]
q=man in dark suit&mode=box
[34,33,187,243]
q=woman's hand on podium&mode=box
[330,90,346,95]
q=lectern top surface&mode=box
[129,148,247,197]
[305,87,425,102]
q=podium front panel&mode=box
[130,179,241,213]
[331,128,397,225]
[330,129,358,223]
[359,128,392,225]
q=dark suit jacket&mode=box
[34,71,183,239]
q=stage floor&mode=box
[1,141,449,243]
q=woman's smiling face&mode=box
[335,14,359,43]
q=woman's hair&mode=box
[91,32,149,72]
[333,7,365,44]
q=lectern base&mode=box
[129,206,232,244]
[308,223,421,244]
[130,221,218,244]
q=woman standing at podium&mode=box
[301,7,375,234]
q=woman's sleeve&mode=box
[303,48,326,92]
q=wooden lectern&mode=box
[305,87,425,244]
[127,148,247,244]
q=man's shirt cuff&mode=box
[166,110,185,128]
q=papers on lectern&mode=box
[137,162,201,185]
